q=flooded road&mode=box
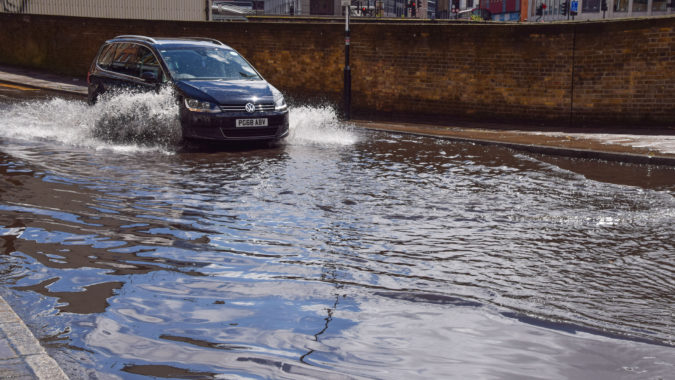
[0,89,674,379]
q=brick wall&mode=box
[0,14,673,127]
[350,23,574,123]
[572,21,675,125]
[0,15,346,104]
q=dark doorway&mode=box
[310,0,335,14]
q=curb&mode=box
[357,126,675,167]
[0,79,87,97]
[0,295,69,380]
[0,67,87,97]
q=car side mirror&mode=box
[141,71,158,83]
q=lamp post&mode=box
[343,0,351,120]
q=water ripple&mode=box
[0,98,673,378]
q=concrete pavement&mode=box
[355,121,675,166]
[0,296,69,379]
[0,65,87,96]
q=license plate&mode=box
[236,118,268,128]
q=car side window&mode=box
[137,46,163,82]
[96,44,115,70]
[109,43,140,78]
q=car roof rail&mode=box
[180,37,225,45]
[114,35,158,44]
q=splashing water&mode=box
[0,96,95,146]
[92,87,181,148]
[287,105,358,146]
[0,90,357,153]
[0,88,180,153]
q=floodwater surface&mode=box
[0,90,673,379]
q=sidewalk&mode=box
[0,64,674,166]
[0,65,87,96]
[355,121,675,166]
[0,296,69,379]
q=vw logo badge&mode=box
[245,103,256,113]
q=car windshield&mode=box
[158,46,261,81]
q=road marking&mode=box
[0,82,40,91]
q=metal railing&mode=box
[0,0,440,20]
[0,0,209,21]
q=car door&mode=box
[97,43,162,95]
[136,45,164,90]
[88,42,118,103]
[93,42,138,96]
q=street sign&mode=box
[342,0,350,6]
[571,0,578,12]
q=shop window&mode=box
[614,0,628,11]
[652,0,668,11]
[632,0,648,11]
[583,0,600,11]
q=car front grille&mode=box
[222,127,279,138]
[220,103,275,112]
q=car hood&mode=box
[174,79,274,105]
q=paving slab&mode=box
[0,295,69,380]
[0,65,87,96]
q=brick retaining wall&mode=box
[572,21,675,126]
[0,14,673,127]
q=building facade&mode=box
[0,0,210,20]
[485,0,522,20]
[436,0,671,19]
[527,0,672,21]
[1,0,668,19]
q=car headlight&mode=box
[272,88,287,112]
[184,98,221,113]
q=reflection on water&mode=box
[0,94,674,379]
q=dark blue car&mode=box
[87,35,289,142]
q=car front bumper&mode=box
[180,110,290,142]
